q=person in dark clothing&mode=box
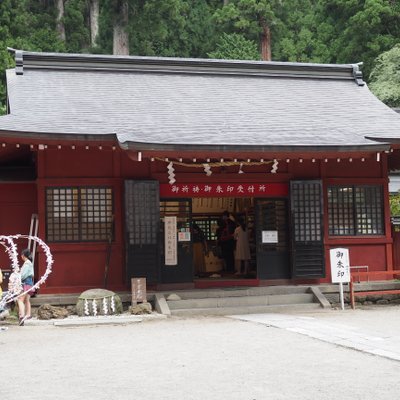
[192,222,207,276]
[219,211,236,273]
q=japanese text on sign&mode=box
[164,216,177,266]
[131,278,146,305]
[159,183,288,198]
[262,230,278,243]
[330,248,350,283]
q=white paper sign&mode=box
[330,248,350,283]
[164,216,177,265]
[262,230,278,243]
[178,232,191,242]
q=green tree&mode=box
[97,0,219,58]
[317,0,400,78]
[273,0,331,63]
[129,0,220,58]
[213,0,283,61]
[369,44,400,107]
[390,193,400,216]
[0,0,65,114]
[64,0,90,53]
[129,0,188,57]
[208,32,259,60]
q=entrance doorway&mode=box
[255,199,290,279]
[188,197,290,281]
[191,197,256,279]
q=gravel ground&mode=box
[1,307,400,400]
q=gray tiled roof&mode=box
[1,49,400,152]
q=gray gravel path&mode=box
[1,306,400,400]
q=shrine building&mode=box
[1,49,400,293]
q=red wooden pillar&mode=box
[382,153,393,272]
[36,148,48,290]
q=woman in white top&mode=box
[17,248,34,326]
[234,218,251,275]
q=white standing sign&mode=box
[330,248,350,283]
[164,216,178,266]
[330,248,350,310]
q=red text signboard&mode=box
[160,183,288,198]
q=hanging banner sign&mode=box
[160,183,288,198]
[164,216,177,266]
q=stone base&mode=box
[129,302,152,315]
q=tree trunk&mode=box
[89,0,100,47]
[55,0,66,42]
[113,0,129,55]
[260,23,271,61]
[223,0,229,5]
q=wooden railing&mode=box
[349,269,400,309]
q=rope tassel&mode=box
[271,159,279,173]
[167,162,176,184]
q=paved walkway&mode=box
[230,306,400,362]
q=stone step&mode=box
[168,293,315,310]
[166,285,311,300]
[30,292,135,307]
[31,294,80,306]
[170,303,322,317]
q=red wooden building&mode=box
[1,49,400,294]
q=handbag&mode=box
[30,286,37,298]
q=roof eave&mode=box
[365,136,400,144]
[0,129,117,143]
[118,141,390,153]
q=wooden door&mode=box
[125,180,160,284]
[290,180,325,278]
[256,199,290,279]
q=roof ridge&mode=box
[8,48,364,85]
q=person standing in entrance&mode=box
[220,211,236,273]
[192,222,208,277]
[17,249,34,326]
[234,218,251,275]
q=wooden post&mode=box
[349,277,355,310]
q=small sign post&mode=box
[330,248,350,310]
[131,278,147,305]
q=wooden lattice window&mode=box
[327,185,384,236]
[46,186,114,242]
